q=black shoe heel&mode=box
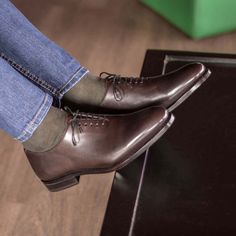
[42,174,80,192]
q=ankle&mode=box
[23,106,68,152]
[63,72,106,106]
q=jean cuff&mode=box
[57,66,89,100]
[16,93,53,142]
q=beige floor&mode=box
[1,0,236,235]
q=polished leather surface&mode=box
[100,63,206,111]
[26,106,170,181]
[101,50,236,236]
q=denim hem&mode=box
[57,66,89,99]
[16,93,53,142]
[0,53,89,99]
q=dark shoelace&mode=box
[99,72,146,101]
[64,106,109,146]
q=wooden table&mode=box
[101,50,236,236]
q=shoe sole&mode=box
[168,69,211,112]
[42,113,175,192]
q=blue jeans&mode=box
[0,0,88,142]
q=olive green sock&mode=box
[63,72,106,106]
[23,106,68,152]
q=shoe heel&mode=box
[42,174,80,192]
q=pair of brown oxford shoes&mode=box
[25,63,211,192]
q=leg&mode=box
[0,56,69,152]
[0,0,88,102]
[0,57,52,142]
[0,0,210,113]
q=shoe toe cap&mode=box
[132,106,172,145]
[179,62,206,85]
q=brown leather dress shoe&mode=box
[67,63,210,113]
[25,106,174,192]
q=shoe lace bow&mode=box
[64,106,109,146]
[99,72,145,101]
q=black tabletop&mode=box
[101,50,236,236]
